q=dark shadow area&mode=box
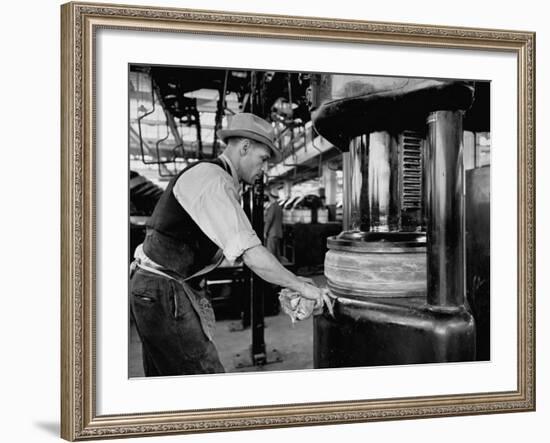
[34,421,59,436]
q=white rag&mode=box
[279,287,334,323]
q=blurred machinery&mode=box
[129,66,313,176]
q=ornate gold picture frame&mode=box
[61,1,535,440]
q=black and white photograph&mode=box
[128,64,491,377]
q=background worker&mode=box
[264,187,284,261]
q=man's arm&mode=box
[242,244,321,302]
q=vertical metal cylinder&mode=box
[426,110,465,308]
[368,131,392,232]
[344,135,369,231]
[251,176,266,362]
[421,138,430,232]
[322,162,337,205]
[342,152,352,231]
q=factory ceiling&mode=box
[129,64,319,182]
[129,65,490,185]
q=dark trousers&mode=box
[130,268,225,376]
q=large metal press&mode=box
[311,76,489,367]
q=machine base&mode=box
[314,295,476,368]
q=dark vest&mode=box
[143,158,232,278]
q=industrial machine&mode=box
[311,76,490,367]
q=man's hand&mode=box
[296,282,334,317]
[297,276,315,285]
[297,281,323,311]
[279,288,318,322]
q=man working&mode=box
[130,112,323,376]
[264,187,283,261]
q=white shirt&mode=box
[172,154,261,264]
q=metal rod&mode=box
[250,175,266,365]
[426,110,465,308]
[156,123,174,177]
[136,75,160,164]
[250,71,256,114]
[241,185,252,329]
[287,73,293,109]
[213,70,229,157]
[194,109,203,159]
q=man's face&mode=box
[240,141,271,184]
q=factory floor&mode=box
[129,273,325,377]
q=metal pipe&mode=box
[194,109,203,159]
[368,131,392,232]
[250,71,256,114]
[250,175,266,365]
[155,123,173,178]
[347,134,369,231]
[421,139,430,232]
[342,152,351,231]
[426,110,465,308]
[136,75,162,165]
[213,70,230,157]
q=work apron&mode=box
[131,244,224,341]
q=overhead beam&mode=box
[268,123,335,179]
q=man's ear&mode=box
[240,139,251,156]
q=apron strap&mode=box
[132,243,224,283]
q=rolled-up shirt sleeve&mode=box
[173,163,261,264]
